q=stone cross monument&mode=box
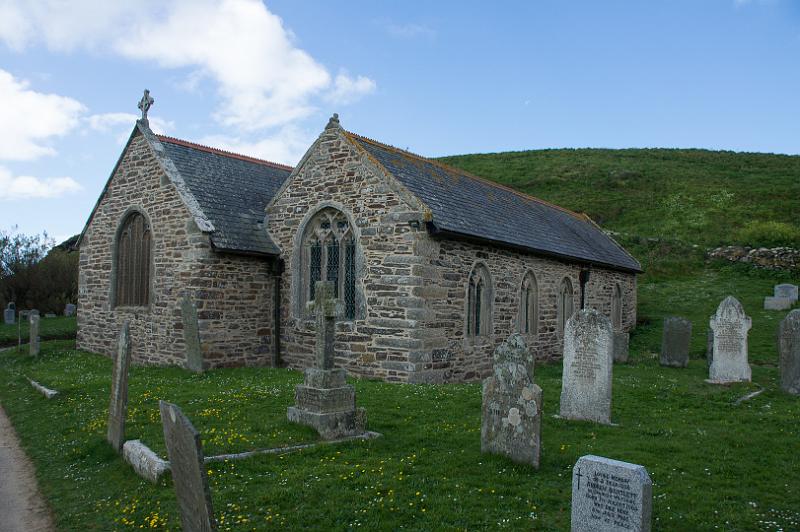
[309,281,337,370]
[138,89,154,125]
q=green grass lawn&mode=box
[1,259,799,531]
[0,315,77,348]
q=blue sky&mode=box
[0,0,798,242]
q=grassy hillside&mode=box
[439,148,800,251]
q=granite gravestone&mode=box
[4,302,14,324]
[181,294,203,373]
[29,313,40,356]
[481,334,542,468]
[107,321,132,453]
[64,303,76,317]
[160,401,216,532]
[571,455,652,532]
[778,309,800,395]
[287,281,366,439]
[559,309,613,425]
[660,317,691,368]
[612,331,629,364]
[775,284,798,304]
[764,297,792,311]
[708,296,752,383]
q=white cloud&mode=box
[0,0,376,131]
[0,69,86,161]
[86,112,174,143]
[199,126,315,167]
[0,165,81,200]
[386,23,436,40]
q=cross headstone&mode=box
[571,455,652,532]
[181,294,203,373]
[159,401,216,532]
[775,284,798,304]
[4,302,15,325]
[307,281,337,370]
[660,316,691,368]
[481,334,542,468]
[559,309,613,425]
[29,313,40,356]
[107,321,132,453]
[64,303,76,317]
[708,296,752,383]
[779,309,800,395]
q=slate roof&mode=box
[156,136,292,256]
[346,133,642,273]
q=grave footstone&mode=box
[708,296,751,383]
[481,334,542,468]
[571,455,652,532]
[4,302,15,324]
[160,401,216,532]
[778,309,800,395]
[107,321,132,453]
[660,317,691,368]
[64,303,76,317]
[181,294,203,373]
[612,331,629,364]
[29,313,40,356]
[764,297,792,311]
[559,309,613,425]
[775,284,798,304]
[287,281,366,439]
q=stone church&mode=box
[76,101,641,383]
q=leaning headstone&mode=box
[778,309,800,395]
[29,313,40,356]
[708,296,752,383]
[160,401,216,531]
[571,455,652,532]
[764,297,792,311]
[612,331,629,364]
[64,303,76,317]
[107,321,132,453]
[481,334,542,468]
[287,281,366,439]
[559,309,613,425]
[181,294,203,373]
[660,317,691,368]
[775,284,798,304]
[4,302,14,324]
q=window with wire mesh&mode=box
[302,208,359,320]
[115,212,151,307]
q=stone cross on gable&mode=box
[138,89,154,124]
[307,281,338,370]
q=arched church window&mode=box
[302,208,358,319]
[467,263,492,338]
[114,211,151,307]
[557,277,575,337]
[518,271,539,336]
[611,283,623,330]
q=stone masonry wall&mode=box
[78,130,275,368]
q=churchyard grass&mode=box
[0,315,77,347]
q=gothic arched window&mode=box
[557,277,575,337]
[467,264,492,338]
[114,211,151,307]
[301,208,358,319]
[611,283,623,330]
[518,271,539,336]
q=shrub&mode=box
[736,220,800,248]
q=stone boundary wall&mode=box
[707,246,800,272]
[78,132,275,368]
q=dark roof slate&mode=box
[347,133,642,273]
[157,136,292,256]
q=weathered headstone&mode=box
[64,303,76,317]
[612,331,629,364]
[775,283,798,303]
[708,296,752,383]
[107,321,132,453]
[481,334,542,468]
[160,401,216,532]
[571,455,652,532]
[181,294,203,373]
[559,309,613,425]
[660,317,691,368]
[764,296,792,311]
[4,302,14,324]
[29,313,40,356]
[287,281,366,439]
[778,309,800,395]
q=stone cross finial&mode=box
[138,89,155,124]
[325,113,340,130]
[307,281,338,369]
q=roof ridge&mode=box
[156,135,294,171]
[345,131,585,220]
